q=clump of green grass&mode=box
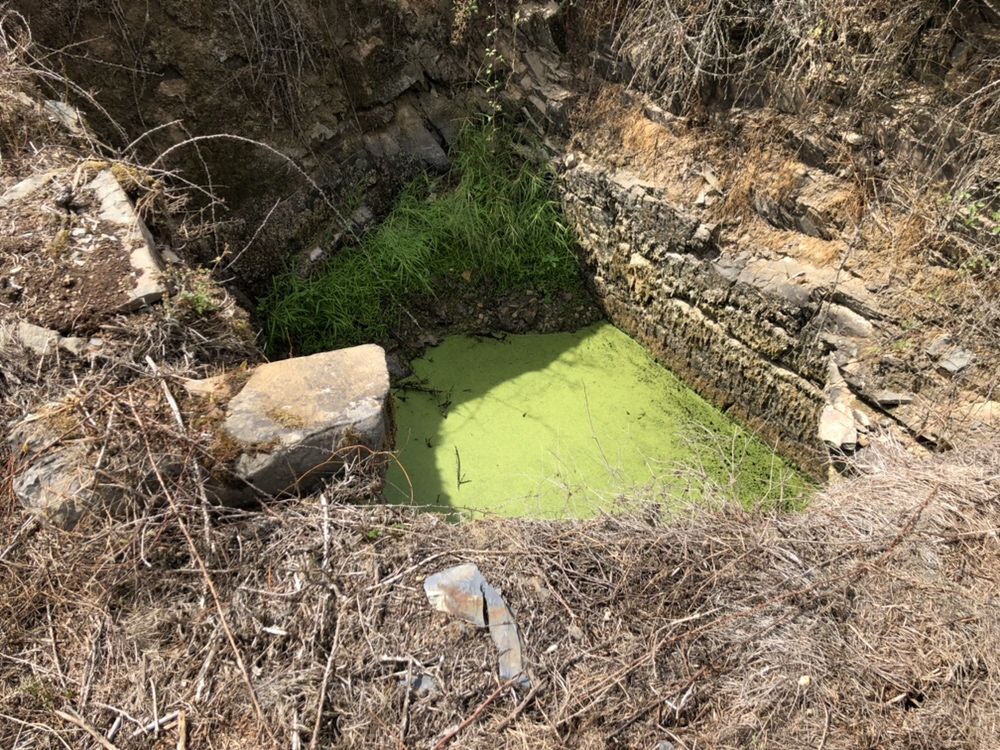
[261,125,582,354]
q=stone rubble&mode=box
[187,344,393,499]
[8,411,110,530]
[13,321,102,358]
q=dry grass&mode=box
[609,0,1000,268]
[3,4,1000,748]
[569,86,723,203]
[613,0,1000,128]
[572,17,1000,390]
[226,0,325,127]
[0,7,58,176]
[2,342,1000,750]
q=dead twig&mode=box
[127,396,275,745]
[430,677,520,750]
[54,709,121,750]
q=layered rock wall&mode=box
[502,3,999,478]
[561,163,834,476]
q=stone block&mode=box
[926,334,974,377]
[0,170,59,207]
[938,348,974,377]
[818,404,858,451]
[11,442,90,529]
[821,302,874,339]
[8,415,116,530]
[872,390,914,407]
[17,322,61,356]
[198,344,393,497]
[87,170,165,310]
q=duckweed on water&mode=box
[385,323,812,518]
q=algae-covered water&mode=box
[384,323,809,518]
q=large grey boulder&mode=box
[197,344,392,497]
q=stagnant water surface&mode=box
[384,323,810,518]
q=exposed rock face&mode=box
[559,162,844,476]
[501,7,995,476]
[193,345,393,498]
[8,412,116,530]
[553,153,996,475]
[12,0,476,292]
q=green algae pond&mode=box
[384,323,811,518]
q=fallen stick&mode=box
[430,678,518,750]
[146,356,214,548]
[307,608,343,750]
[105,714,123,743]
[54,709,121,750]
[128,397,274,743]
[177,711,188,750]
[494,679,544,732]
[131,709,180,737]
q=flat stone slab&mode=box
[0,170,59,207]
[938,348,974,376]
[87,169,164,310]
[425,563,530,689]
[218,344,391,496]
[12,442,90,530]
[17,321,61,356]
[926,333,974,376]
[873,390,915,407]
[821,302,874,339]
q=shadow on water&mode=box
[383,323,811,520]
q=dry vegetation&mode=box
[2,375,999,750]
[608,0,1000,269]
[0,9,56,177]
[226,0,326,126]
[566,0,1000,404]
